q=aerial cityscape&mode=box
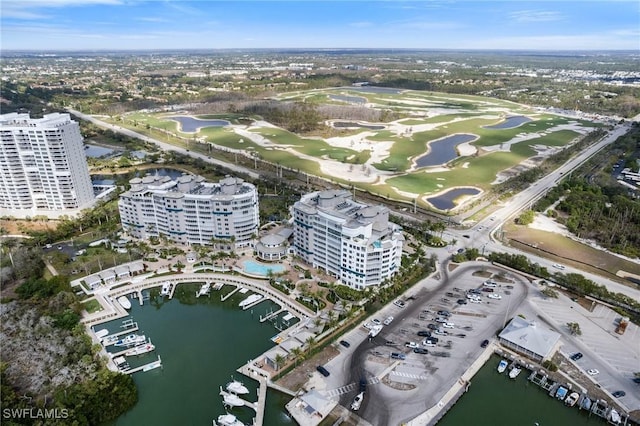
[1,1,639,426]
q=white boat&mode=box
[497,359,508,374]
[609,408,621,424]
[350,391,364,411]
[238,287,249,294]
[213,413,244,426]
[95,329,109,339]
[102,334,120,345]
[196,283,211,298]
[124,342,155,356]
[509,365,522,379]
[226,380,249,395]
[238,294,263,308]
[114,334,146,347]
[117,296,132,310]
[369,324,383,338]
[220,388,245,408]
[565,391,580,407]
[160,283,171,296]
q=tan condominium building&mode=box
[119,174,259,248]
[293,189,404,290]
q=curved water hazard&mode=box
[483,116,531,130]
[165,115,230,132]
[415,134,477,168]
[427,187,481,210]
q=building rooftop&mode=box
[499,316,560,358]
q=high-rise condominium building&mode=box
[119,174,259,247]
[0,112,95,218]
[293,189,404,290]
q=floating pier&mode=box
[260,308,284,323]
[221,286,241,302]
[121,355,162,375]
[101,324,140,346]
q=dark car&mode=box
[481,287,494,292]
[413,347,429,354]
[481,339,489,348]
[316,365,330,377]
[457,299,467,305]
[633,377,640,384]
[437,310,451,317]
[612,391,626,398]
[359,378,367,392]
[417,330,432,337]
[339,340,351,348]
[427,323,438,330]
[570,352,583,361]
[390,352,406,360]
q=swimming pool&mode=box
[242,260,285,276]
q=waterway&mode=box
[166,115,230,132]
[438,354,607,426]
[414,134,477,168]
[426,187,481,211]
[104,283,296,426]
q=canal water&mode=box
[105,283,296,426]
[438,354,607,426]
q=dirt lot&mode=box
[275,345,340,392]
[1,219,56,236]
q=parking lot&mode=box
[321,262,530,426]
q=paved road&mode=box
[67,108,260,180]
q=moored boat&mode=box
[580,396,592,411]
[565,391,579,406]
[221,393,244,408]
[196,283,211,298]
[124,342,155,356]
[160,283,171,296]
[497,359,508,373]
[238,294,263,308]
[226,379,249,395]
[555,385,568,400]
[508,364,522,379]
[114,333,146,347]
[608,408,621,424]
[213,413,245,426]
[117,296,132,310]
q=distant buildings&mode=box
[118,174,259,248]
[292,189,404,290]
[0,112,95,218]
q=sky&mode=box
[1,0,639,51]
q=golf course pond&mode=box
[427,187,481,210]
[414,134,477,168]
[483,115,531,129]
[166,116,230,132]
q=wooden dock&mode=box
[260,308,284,323]
[220,285,240,302]
[102,325,140,346]
[121,355,162,375]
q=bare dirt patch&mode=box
[1,219,56,236]
[275,345,340,392]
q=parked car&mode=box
[339,340,351,348]
[390,352,406,360]
[359,378,367,392]
[437,310,451,317]
[481,339,489,348]
[553,263,566,270]
[405,341,419,349]
[488,294,502,300]
[427,324,438,330]
[481,287,494,293]
[443,322,455,329]
[394,300,406,308]
[434,329,447,336]
[570,352,583,362]
[483,280,497,288]
[316,365,330,377]
[612,390,626,398]
[435,317,447,323]
[383,316,394,326]
[413,347,429,354]
[457,299,467,305]
[587,369,599,376]
[417,330,431,337]
[372,318,381,326]
[422,339,437,347]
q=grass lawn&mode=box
[82,298,103,314]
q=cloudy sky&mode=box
[2,0,639,51]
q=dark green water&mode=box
[101,284,296,426]
[438,355,607,426]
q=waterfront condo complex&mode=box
[0,112,95,218]
[118,174,259,247]
[293,189,404,290]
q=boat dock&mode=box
[109,338,153,357]
[259,308,284,323]
[102,324,140,346]
[234,364,271,426]
[212,282,224,291]
[120,355,162,375]
[219,387,258,412]
[220,286,241,302]
[242,295,265,311]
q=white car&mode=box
[553,263,566,270]
[405,341,419,349]
[443,322,455,329]
[488,294,502,300]
[483,280,497,287]
[587,369,599,376]
[434,329,448,336]
[383,316,394,326]
[372,318,381,326]
[394,300,406,308]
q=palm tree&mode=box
[305,336,316,354]
[290,347,303,368]
[274,353,286,371]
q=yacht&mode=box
[114,334,146,347]
[497,359,508,374]
[579,396,592,411]
[508,364,522,379]
[608,408,621,424]
[196,283,211,298]
[555,386,568,401]
[222,394,244,408]
[238,294,263,308]
[124,342,155,357]
[565,392,580,407]
[226,379,249,395]
[213,413,245,426]
[117,296,131,310]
